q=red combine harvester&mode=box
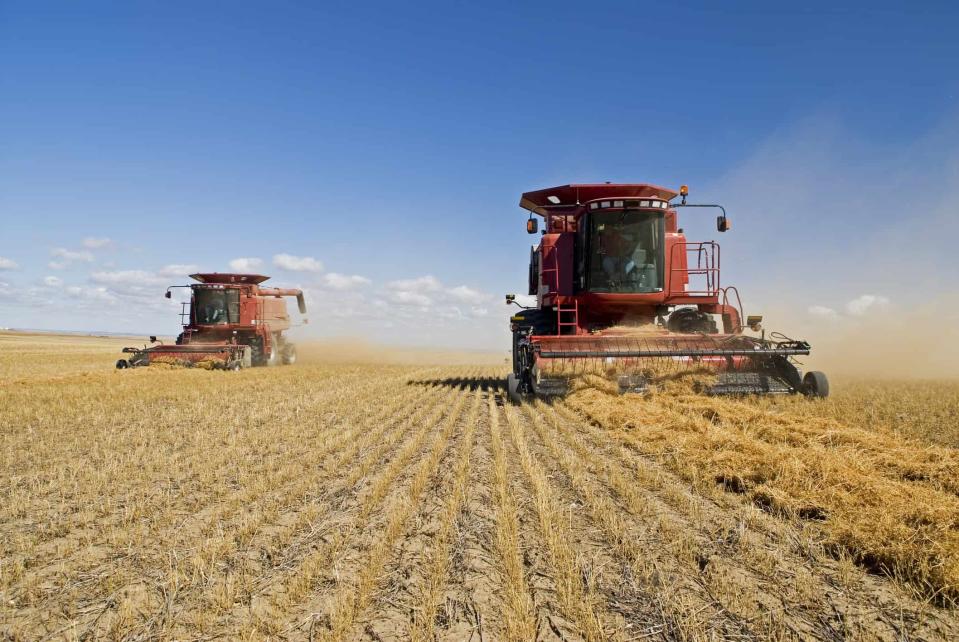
[117,273,306,370]
[506,183,828,401]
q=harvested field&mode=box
[2,332,959,640]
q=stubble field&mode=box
[2,331,959,641]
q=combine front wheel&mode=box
[252,336,278,367]
[281,343,297,365]
[506,373,524,405]
[802,371,829,398]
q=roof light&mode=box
[613,200,623,207]
[601,201,610,208]
[679,185,689,196]
[589,202,598,209]
[546,195,561,204]
[640,200,649,207]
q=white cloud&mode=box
[82,237,113,249]
[323,273,372,290]
[91,270,165,286]
[229,257,263,272]
[65,285,117,303]
[387,290,433,307]
[388,275,442,292]
[0,257,18,270]
[808,305,840,320]
[51,248,94,264]
[447,285,490,304]
[273,253,324,273]
[43,276,63,287]
[48,262,66,270]
[158,264,200,277]
[383,275,494,314]
[845,294,890,316]
[0,282,56,307]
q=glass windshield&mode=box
[193,288,240,324]
[586,210,664,293]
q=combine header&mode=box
[506,183,828,401]
[117,273,306,370]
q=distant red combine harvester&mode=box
[117,273,306,370]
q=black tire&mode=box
[667,307,718,334]
[802,371,829,398]
[507,373,524,405]
[115,359,129,369]
[252,336,278,367]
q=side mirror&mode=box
[149,336,158,343]
[164,290,172,298]
[717,216,731,233]
[505,294,516,305]
[526,218,538,234]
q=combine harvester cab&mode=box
[117,273,307,370]
[505,183,828,402]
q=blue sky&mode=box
[1,1,958,351]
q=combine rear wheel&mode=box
[802,371,829,398]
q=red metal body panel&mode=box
[190,273,270,284]
[539,232,575,300]
[521,183,678,215]
[519,184,742,337]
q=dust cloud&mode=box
[692,112,959,380]
[294,337,506,367]
[760,296,959,379]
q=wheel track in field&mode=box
[249,377,475,640]
[487,388,539,641]
[349,382,484,641]
[159,373,464,639]
[549,400,959,640]
[202,372,476,638]
[522,401,763,639]
[3,368,446,637]
[157,382,450,636]
[428,390,507,642]
[500,401,618,641]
